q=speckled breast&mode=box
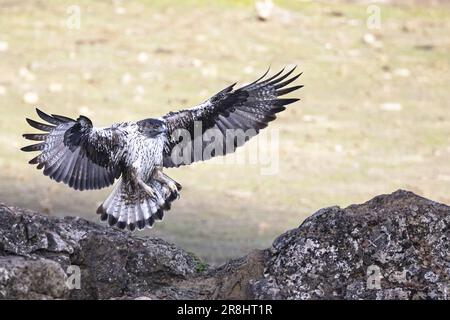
[125,132,165,180]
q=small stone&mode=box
[78,106,90,114]
[121,73,132,85]
[255,0,274,21]
[48,83,63,93]
[83,72,92,80]
[380,102,402,112]
[195,34,206,43]
[363,33,376,45]
[23,92,39,104]
[19,67,35,81]
[394,68,411,77]
[348,49,360,57]
[192,58,202,68]
[243,66,254,74]
[137,52,149,64]
[0,40,9,52]
[135,85,145,95]
[115,7,126,15]
[258,222,270,235]
[363,33,383,48]
[201,66,218,78]
[334,144,343,153]
[302,115,314,122]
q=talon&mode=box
[162,201,171,211]
[168,191,178,202]
[143,184,156,198]
[167,181,178,194]
[138,179,157,198]
[153,169,181,194]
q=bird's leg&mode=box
[130,163,156,198]
[153,168,181,194]
[138,178,156,198]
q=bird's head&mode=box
[137,118,168,137]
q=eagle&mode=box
[21,67,302,231]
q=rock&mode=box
[0,40,9,52]
[393,68,411,77]
[254,0,292,24]
[363,33,383,48]
[255,0,274,21]
[0,190,449,300]
[0,256,68,299]
[250,190,450,300]
[206,249,268,299]
[48,82,63,93]
[23,92,39,104]
[0,204,199,299]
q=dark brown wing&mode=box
[21,109,123,190]
[161,67,303,167]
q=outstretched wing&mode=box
[162,67,302,167]
[21,109,124,191]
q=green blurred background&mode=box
[0,0,449,264]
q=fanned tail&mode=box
[97,177,181,231]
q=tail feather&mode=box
[97,177,181,231]
[126,205,136,231]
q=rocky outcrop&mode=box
[0,205,199,299]
[250,190,449,299]
[0,190,449,299]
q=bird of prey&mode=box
[21,67,302,231]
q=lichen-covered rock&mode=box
[0,190,449,300]
[0,204,200,299]
[205,249,268,299]
[0,256,68,299]
[250,190,450,299]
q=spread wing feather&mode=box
[21,109,123,190]
[162,67,303,167]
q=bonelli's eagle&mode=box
[22,67,302,230]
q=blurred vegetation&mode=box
[0,0,449,264]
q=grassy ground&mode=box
[0,0,449,264]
